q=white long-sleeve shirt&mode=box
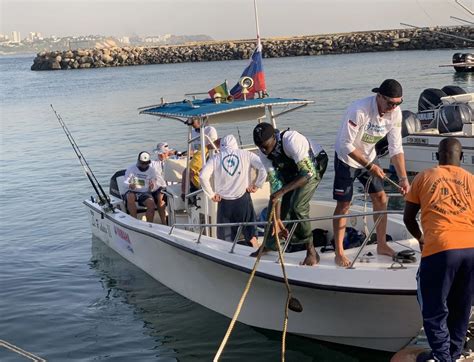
[200,135,267,200]
[151,160,167,188]
[335,95,403,169]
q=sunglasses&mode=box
[381,94,403,108]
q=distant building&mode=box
[28,32,43,41]
[11,31,21,43]
[0,33,9,42]
[120,36,130,44]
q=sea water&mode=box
[1,49,472,361]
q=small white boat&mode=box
[84,97,422,352]
[379,93,474,174]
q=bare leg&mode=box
[144,198,156,223]
[156,193,167,225]
[126,193,138,218]
[300,243,320,266]
[370,191,394,256]
[333,200,352,267]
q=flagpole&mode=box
[253,0,261,47]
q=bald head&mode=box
[437,138,463,166]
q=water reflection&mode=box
[90,237,392,361]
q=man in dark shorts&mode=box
[332,79,410,266]
[123,151,159,222]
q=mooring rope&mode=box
[213,206,276,362]
[214,204,295,362]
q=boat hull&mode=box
[380,134,474,174]
[85,201,421,352]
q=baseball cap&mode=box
[372,79,403,98]
[137,151,151,163]
[153,142,172,155]
[253,122,275,145]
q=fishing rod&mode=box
[51,104,115,211]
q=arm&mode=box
[199,158,217,200]
[248,152,268,191]
[403,201,423,250]
[390,153,410,194]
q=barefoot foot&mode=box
[335,254,351,267]
[250,246,270,257]
[377,243,395,257]
[248,237,259,249]
[300,251,320,266]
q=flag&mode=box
[230,42,266,100]
[208,81,229,99]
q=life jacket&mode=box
[266,129,317,184]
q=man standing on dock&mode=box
[332,79,410,267]
[403,138,474,362]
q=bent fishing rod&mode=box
[51,104,115,211]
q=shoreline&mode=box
[31,26,474,71]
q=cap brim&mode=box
[372,87,380,93]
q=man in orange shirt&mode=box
[403,138,474,362]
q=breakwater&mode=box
[31,26,473,71]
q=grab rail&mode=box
[168,209,407,269]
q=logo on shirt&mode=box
[222,154,240,176]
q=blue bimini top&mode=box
[139,97,313,125]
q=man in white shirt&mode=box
[253,123,328,266]
[200,134,267,247]
[151,142,172,224]
[332,79,410,267]
[123,151,159,222]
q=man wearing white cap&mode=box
[123,151,159,222]
[200,134,267,247]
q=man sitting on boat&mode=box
[252,122,328,266]
[123,151,160,223]
[403,137,474,362]
[332,79,410,267]
[200,134,267,248]
[152,142,173,224]
[181,126,219,201]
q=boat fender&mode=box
[392,249,417,263]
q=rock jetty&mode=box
[31,26,474,71]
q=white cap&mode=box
[153,142,172,155]
[138,151,151,163]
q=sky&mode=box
[1,0,473,40]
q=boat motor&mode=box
[428,103,472,133]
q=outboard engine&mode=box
[401,110,422,137]
[428,103,472,133]
[375,111,421,157]
[441,85,466,96]
[418,88,447,112]
[453,52,474,73]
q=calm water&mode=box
[1,49,473,361]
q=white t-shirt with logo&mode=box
[123,164,159,193]
[151,160,167,188]
[335,95,403,169]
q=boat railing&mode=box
[168,209,407,269]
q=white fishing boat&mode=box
[76,96,423,353]
[378,92,474,174]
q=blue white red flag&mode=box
[230,42,266,99]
